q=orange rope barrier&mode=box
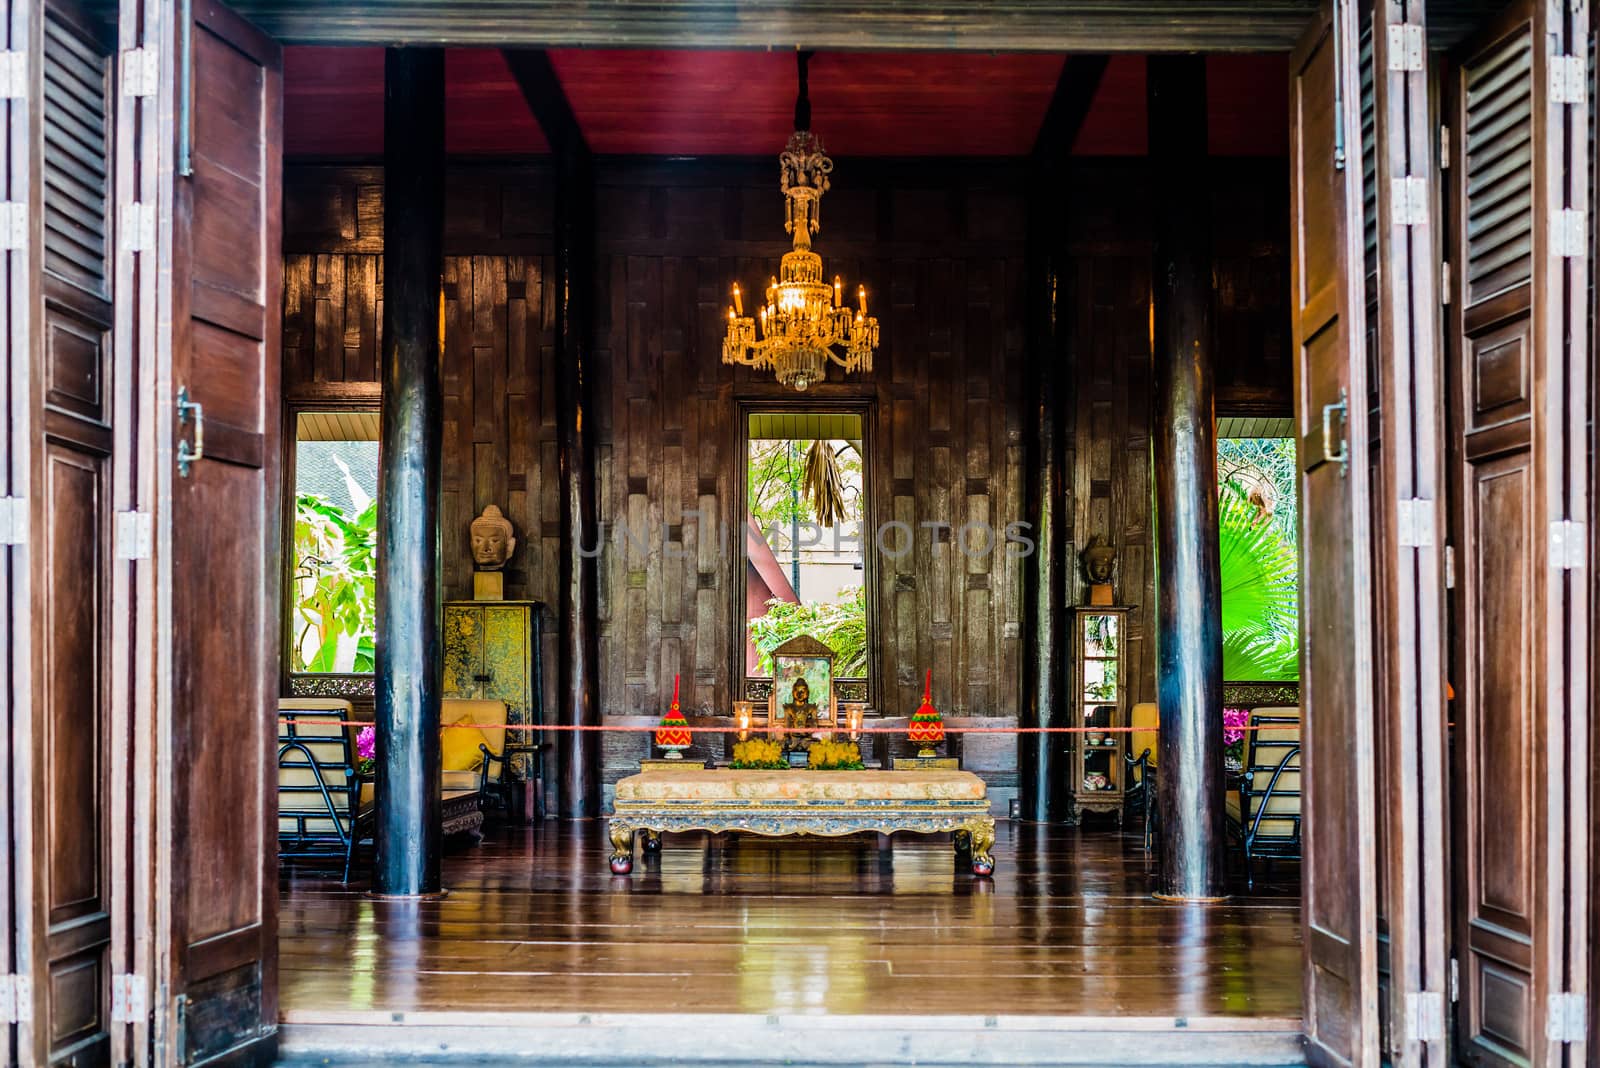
[278,718,1300,735]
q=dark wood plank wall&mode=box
[280,157,1287,787]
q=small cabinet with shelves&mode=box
[1071,606,1131,823]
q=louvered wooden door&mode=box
[1444,0,1591,1064]
[1289,3,1382,1064]
[1357,2,1449,1064]
[7,0,127,1062]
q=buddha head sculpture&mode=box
[470,505,516,570]
[1082,534,1116,585]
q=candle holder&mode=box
[733,700,753,742]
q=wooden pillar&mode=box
[1021,174,1070,822]
[1148,55,1226,900]
[374,47,445,896]
[554,137,600,818]
[1021,57,1106,823]
[503,50,601,818]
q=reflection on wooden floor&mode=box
[279,821,1302,1020]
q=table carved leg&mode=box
[966,818,996,876]
[953,829,972,856]
[608,820,635,874]
[641,828,662,854]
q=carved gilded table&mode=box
[607,768,997,876]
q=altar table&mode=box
[606,768,996,876]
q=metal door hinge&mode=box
[120,48,158,98]
[0,496,24,546]
[0,52,25,98]
[1444,545,1457,589]
[1551,210,1586,257]
[0,975,32,1023]
[1392,176,1430,226]
[1398,498,1436,547]
[0,202,25,250]
[1550,520,1586,570]
[114,511,152,560]
[1550,55,1586,105]
[1448,957,1459,1001]
[1441,261,1452,303]
[1547,992,1588,1042]
[1388,23,1426,71]
[120,203,155,254]
[1404,990,1447,1042]
[1439,125,1450,167]
[110,975,148,1023]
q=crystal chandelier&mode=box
[722,52,879,391]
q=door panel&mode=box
[153,1,282,1064]
[1360,2,1449,1065]
[1290,4,1382,1067]
[1445,1,1590,1064]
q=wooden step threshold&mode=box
[280,1010,1306,1066]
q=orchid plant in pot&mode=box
[1222,708,1250,772]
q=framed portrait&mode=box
[766,634,837,732]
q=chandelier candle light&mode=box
[722,52,879,391]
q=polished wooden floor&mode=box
[279,820,1302,1021]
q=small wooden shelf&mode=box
[1070,606,1132,824]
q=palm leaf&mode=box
[801,441,848,528]
[1217,483,1299,678]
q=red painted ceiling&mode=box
[283,47,1287,159]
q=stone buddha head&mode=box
[470,505,516,570]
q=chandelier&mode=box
[722,52,879,391]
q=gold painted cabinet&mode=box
[442,600,543,779]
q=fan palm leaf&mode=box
[1217,483,1299,680]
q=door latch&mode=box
[176,386,205,477]
[1321,388,1349,475]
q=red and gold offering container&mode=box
[655,675,692,758]
[907,669,945,758]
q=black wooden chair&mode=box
[1224,710,1301,890]
[1125,747,1157,852]
[277,702,371,883]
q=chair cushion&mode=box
[615,769,988,803]
[441,769,482,792]
[441,724,487,772]
[1130,702,1159,769]
[1225,789,1242,824]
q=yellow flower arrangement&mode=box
[807,740,865,770]
[731,738,787,769]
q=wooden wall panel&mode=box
[282,156,1288,790]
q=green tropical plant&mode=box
[747,586,868,676]
[1217,483,1299,681]
[292,493,378,673]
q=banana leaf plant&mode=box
[292,493,378,673]
[748,585,869,676]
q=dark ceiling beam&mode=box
[501,48,587,156]
[1032,55,1110,166]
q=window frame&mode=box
[733,398,879,712]
[280,391,382,696]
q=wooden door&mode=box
[149,1,283,1063]
[1289,3,1382,1065]
[7,0,131,1061]
[1444,0,1591,1064]
[1359,2,1449,1064]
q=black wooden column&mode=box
[1148,55,1226,900]
[503,51,601,818]
[1021,58,1107,823]
[374,47,445,896]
